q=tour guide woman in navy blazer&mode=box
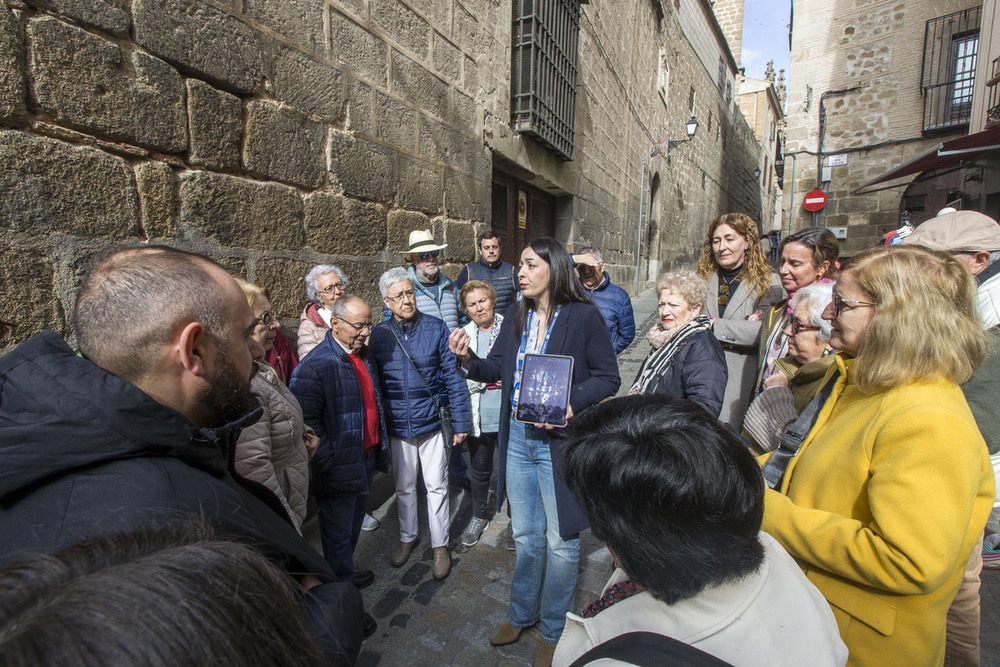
[449,238,620,666]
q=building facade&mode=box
[737,69,785,232]
[782,0,984,252]
[0,0,764,352]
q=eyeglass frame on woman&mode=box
[334,316,372,332]
[385,288,416,303]
[783,317,821,335]
[831,289,877,317]
[319,282,346,295]
[416,251,440,260]
[256,311,273,326]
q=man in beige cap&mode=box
[904,208,1000,666]
[904,209,1000,327]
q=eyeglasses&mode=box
[417,251,440,260]
[831,290,876,317]
[784,318,820,335]
[385,289,416,303]
[256,311,273,326]
[335,316,372,332]
[319,282,346,295]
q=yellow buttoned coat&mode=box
[761,356,993,667]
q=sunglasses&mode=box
[417,251,440,260]
[256,312,273,326]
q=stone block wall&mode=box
[782,0,980,253]
[0,0,763,353]
[0,0,486,353]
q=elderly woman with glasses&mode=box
[760,246,994,666]
[743,283,836,453]
[298,264,349,360]
[234,278,319,535]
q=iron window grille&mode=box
[921,6,981,133]
[986,56,1000,128]
[511,0,581,160]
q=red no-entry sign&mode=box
[803,190,828,212]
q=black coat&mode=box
[633,329,728,417]
[467,301,620,538]
[0,331,363,664]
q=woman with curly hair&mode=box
[697,212,784,428]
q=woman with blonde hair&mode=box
[235,278,318,534]
[761,246,994,666]
[697,212,783,428]
[629,270,727,416]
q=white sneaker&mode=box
[361,513,380,532]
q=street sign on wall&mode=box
[803,190,828,212]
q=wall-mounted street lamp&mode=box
[753,167,762,179]
[666,117,699,164]
[636,117,699,292]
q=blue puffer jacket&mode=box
[290,338,391,497]
[588,272,636,355]
[456,258,520,316]
[369,312,472,439]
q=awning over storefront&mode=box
[852,125,1000,194]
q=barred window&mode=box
[921,7,981,133]
[511,0,582,160]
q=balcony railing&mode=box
[921,6,981,133]
[986,57,1000,128]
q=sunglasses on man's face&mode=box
[418,251,440,260]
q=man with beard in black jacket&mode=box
[0,246,363,665]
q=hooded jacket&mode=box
[0,332,363,663]
[586,271,636,355]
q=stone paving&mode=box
[304,285,999,665]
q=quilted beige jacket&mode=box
[235,361,312,533]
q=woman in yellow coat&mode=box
[761,246,994,667]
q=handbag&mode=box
[388,324,455,445]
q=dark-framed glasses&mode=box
[785,318,820,335]
[417,251,440,260]
[256,311,273,326]
[335,316,372,332]
[319,282,346,295]
[386,289,416,303]
[832,290,876,317]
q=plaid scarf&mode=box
[629,314,713,395]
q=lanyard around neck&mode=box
[511,306,562,411]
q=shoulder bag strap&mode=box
[760,370,840,489]
[387,323,440,410]
[568,631,733,667]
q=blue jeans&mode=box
[316,450,376,583]
[505,418,581,643]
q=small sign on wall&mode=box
[828,154,847,166]
[829,226,848,239]
[518,191,527,229]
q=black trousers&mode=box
[466,432,497,519]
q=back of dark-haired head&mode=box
[515,237,593,329]
[72,246,233,383]
[778,227,840,278]
[478,231,500,247]
[561,394,765,604]
[0,521,320,667]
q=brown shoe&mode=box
[490,621,525,646]
[390,538,419,567]
[432,546,451,580]
[533,639,557,667]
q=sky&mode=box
[740,0,792,85]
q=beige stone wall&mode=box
[0,0,763,354]
[782,0,980,252]
[713,0,745,65]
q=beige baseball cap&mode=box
[903,210,1000,253]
